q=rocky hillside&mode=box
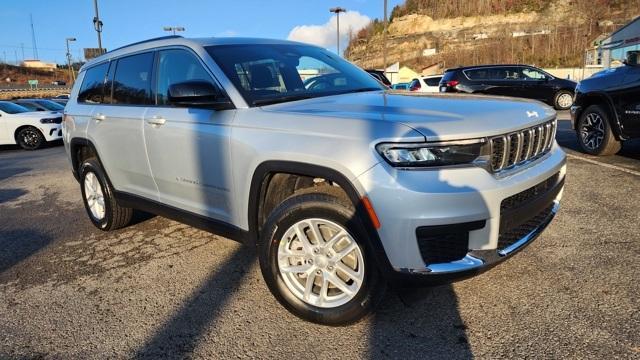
[346,0,640,70]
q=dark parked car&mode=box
[570,51,640,155]
[439,64,577,110]
[12,99,65,112]
[365,69,391,87]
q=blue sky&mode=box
[0,0,403,64]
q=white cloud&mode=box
[216,30,238,37]
[287,11,370,53]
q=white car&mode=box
[0,101,63,150]
[409,75,443,93]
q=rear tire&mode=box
[16,126,45,150]
[79,158,133,231]
[553,90,573,110]
[258,190,385,325]
[576,105,621,156]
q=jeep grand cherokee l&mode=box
[439,64,577,110]
[63,36,566,325]
[571,51,640,155]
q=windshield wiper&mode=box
[253,94,314,106]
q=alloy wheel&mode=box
[580,112,605,151]
[277,218,364,308]
[84,172,106,220]
[557,93,573,109]
[20,129,41,149]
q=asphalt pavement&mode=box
[0,112,639,359]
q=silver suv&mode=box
[63,36,566,325]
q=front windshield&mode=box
[0,101,30,114]
[36,100,65,111]
[206,43,383,106]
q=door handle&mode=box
[92,113,106,121]
[146,116,166,126]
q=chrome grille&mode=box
[490,119,556,172]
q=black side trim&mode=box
[114,191,249,243]
[248,161,395,277]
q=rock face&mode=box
[345,0,637,70]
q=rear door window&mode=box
[78,62,109,103]
[111,52,154,105]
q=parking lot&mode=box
[0,112,638,359]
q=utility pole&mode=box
[20,43,25,61]
[30,14,39,59]
[66,37,77,83]
[163,26,185,35]
[329,7,346,55]
[93,0,104,52]
[383,0,388,79]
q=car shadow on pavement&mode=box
[0,228,54,274]
[0,188,27,203]
[135,246,256,359]
[0,167,30,182]
[369,286,472,359]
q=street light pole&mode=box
[163,26,185,36]
[66,37,76,83]
[383,0,388,79]
[93,0,103,52]
[329,7,346,55]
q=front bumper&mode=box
[42,125,63,142]
[357,143,566,284]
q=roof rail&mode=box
[107,35,184,54]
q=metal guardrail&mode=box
[0,87,71,92]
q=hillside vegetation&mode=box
[0,64,71,86]
[346,0,640,70]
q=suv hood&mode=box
[262,91,556,141]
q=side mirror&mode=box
[168,81,234,110]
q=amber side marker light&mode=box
[361,196,381,229]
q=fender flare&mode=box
[247,160,395,276]
[575,91,626,140]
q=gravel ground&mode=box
[0,113,639,359]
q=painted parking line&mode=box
[565,153,640,177]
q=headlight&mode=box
[40,118,60,124]
[376,139,489,167]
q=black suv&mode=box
[571,51,640,155]
[439,64,577,110]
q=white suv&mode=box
[63,36,566,325]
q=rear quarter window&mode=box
[78,62,109,103]
[424,77,441,86]
[441,71,458,83]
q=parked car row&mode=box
[372,56,639,157]
[0,101,63,150]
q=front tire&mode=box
[576,105,621,155]
[16,126,45,150]
[554,90,573,110]
[258,190,385,325]
[79,158,133,231]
